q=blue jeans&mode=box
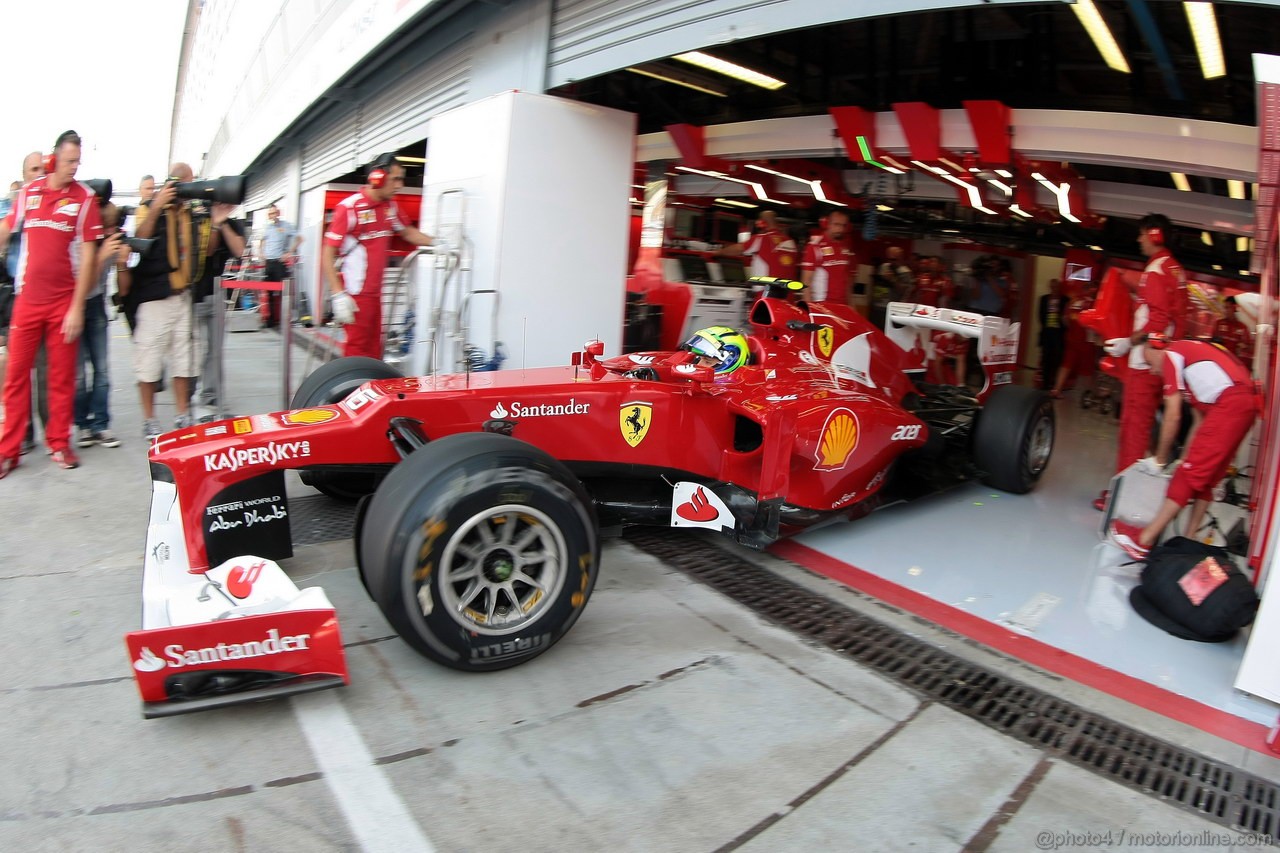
[74,294,110,432]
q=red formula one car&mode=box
[126,279,1053,716]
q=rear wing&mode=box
[884,302,1020,400]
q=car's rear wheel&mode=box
[359,433,599,672]
[973,385,1054,494]
[291,357,403,500]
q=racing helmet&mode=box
[682,326,750,374]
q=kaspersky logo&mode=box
[133,629,312,671]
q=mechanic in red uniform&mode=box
[1109,335,1259,559]
[1052,282,1098,399]
[800,209,855,303]
[1095,213,1187,510]
[322,153,434,359]
[0,131,101,477]
[1212,296,1253,371]
[717,210,797,280]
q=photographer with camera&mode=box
[0,131,102,478]
[130,162,242,438]
[322,153,433,359]
[73,203,129,449]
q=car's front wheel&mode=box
[358,433,600,671]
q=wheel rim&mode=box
[1025,413,1054,476]
[430,504,568,636]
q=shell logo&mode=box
[282,407,339,426]
[814,408,859,471]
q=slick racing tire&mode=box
[973,385,1054,494]
[291,357,403,501]
[359,433,600,672]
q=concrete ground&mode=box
[0,314,1276,852]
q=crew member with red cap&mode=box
[322,153,434,359]
[1110,334,1258,559]
[800,209,855,303]
[0,131,101,477]
[717,210,797,280]
[1095,213,1188,510]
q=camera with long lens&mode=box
[164,174,248,206]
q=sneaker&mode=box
[1091,489,1110,512]
[143,419,163,440]
[95,430,121,448]
[50,448,80,470]
[174,412,194,430]
[1109,520,1150,561]
[77,428,98,448]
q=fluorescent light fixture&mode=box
[674,165,780,203]
[876,204,893,212]
[1201,231,1214,246]
[1008,204,1033,219]
[881,154,911,172]
[673,51,785,90]
[744,163,846,204]
[1034,175,1081,223]
[995,169,1013,178]
[714,197,756,209]
[1212,264,1223,270]
[1237,236,1250,252]
[1184,2,1225,79]
[1228,180,1246,200]
[1088,245,1103,251]
[1240,270,1254,276]
[1171,172,1191,192]
[626,66,728,97]
[1252,183,1258,200]
[397,156,426,164]
[937,172,997,215]
[854,136,905,174]
[1070,0,1131,73]
[938,156,965,173]
[987,179,1013,195]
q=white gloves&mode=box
[1136,456,1170,477]
[331,291,357,326]
[1103,337,1131,358]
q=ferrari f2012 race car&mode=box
[126,279,1053,717]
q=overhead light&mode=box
[674,165,780,203]
[1228,180,1246,200]
[1237,236,1251,252]
[1088,245,1103,251]
[397,156,426,164]
[1008,204,1033,219]
[744,163,844,204]
[854,136,904,174]
[1252,183,1258,200]
[714,197,756,209]
[987,179,1012,195]
[937,173,997,215]
[626,66,728,97]
[994,169,1013,178]
[1033,174,1081,223]
[1184,2,1225,79]
[673,51,785,90]
[941,229,960,234]
[881,154,911,172]
[1201,231,1214,246]
[1070,0,1131,73]
[938,156,965,173]
[1171,172,1192,192]
[1212,264,1223,271]
[1240,269,1254,276]
[876,204,894,212]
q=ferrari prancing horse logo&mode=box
[816,326,834,358]
[620,401,652,447]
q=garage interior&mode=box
[536,1,1280,745]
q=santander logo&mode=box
[676,486,719,523]
[133,648,166,672]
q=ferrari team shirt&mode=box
[1129,248,1188,370]
[1159,340,1252,412]
[4,176,102,304]
[323,189,405,296]
[1213,317,1252,367]
[801,236,855,303]
[743,229,797,280]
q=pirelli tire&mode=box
[973,385,1055,494]
[291,357,403,501]
[359,432,600,672]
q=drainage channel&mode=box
[623,527,1280,839]
[288,495,1280,836]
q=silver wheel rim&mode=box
[1027,415,1054,475]
[431,504,567,636]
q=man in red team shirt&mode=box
[1110,335,1259,559]
[1095,213,1188,510]
[800,209,855,303]
[0,131,101,477]
[322,154,434,359]
[717,210,797,280]
[1212,296,1252,371]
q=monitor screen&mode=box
[678,255,711,282]
[1065,262,1093,282]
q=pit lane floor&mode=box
[1,317,1277,852]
